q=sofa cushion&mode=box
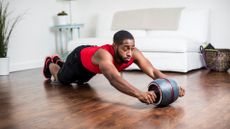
[68,36,200,53]
[96,8,209,43]
[146,8,210,43]
[135,37,200,52]
[111,8,183,30]
[146,30,182,37]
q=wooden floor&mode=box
[0,68,230,129]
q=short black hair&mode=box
[113,30,134,45]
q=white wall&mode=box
[4,0,230,72]
[71,0,230,48]
[6,0,64,72]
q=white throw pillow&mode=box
[135,36,200,52]
[146,8,210,43]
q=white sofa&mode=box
[68,7,210,72]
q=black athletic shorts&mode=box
[57,45,96,85]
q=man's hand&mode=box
[179,86,185,97]
[137,91,157,104]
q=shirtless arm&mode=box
[93,49,156,104]
[133,49,185,97]
[133,49,167,79]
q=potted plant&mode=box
[0,1,20,75]
[56,10,68,25]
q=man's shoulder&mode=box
[94,48,113,60]
[132,48,142,58]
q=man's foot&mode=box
[51,54,64,67]
[43,56,52,79]
[51,54,62,63]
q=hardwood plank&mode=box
[0,69,229,129]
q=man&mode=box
[43,30,185,105]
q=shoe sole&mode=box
[51,54,63,64]
[43,56,52,79]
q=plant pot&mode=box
[0,57,9,75]
[56,15,68,25]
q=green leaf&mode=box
[0,0,21,57]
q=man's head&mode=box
[113,30,135,64]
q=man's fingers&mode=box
[182,89,185,96]
[179,86,185,97]
[152,91,157,99]
[147,91,156,103]
[139,91,159,105]
[149,91,157,102]
[181,88,184,96]
[147,94,154,104]
[145,97,150,104]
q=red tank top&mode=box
[80,44,134,73]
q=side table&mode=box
[53,23,84,59]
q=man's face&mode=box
[113,39,135,63]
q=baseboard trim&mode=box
[10,59,43,72]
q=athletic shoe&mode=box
[51,54,62,64]
[51,54,64,67]
[43,56,52,79]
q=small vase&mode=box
[0,57,9,75]
[56,15,68,25]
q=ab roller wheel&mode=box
[148,78,179,107]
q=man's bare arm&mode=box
[93,49,156,104]
[133,49,167,79]
[133,49,185,97]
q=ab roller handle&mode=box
[148,78,179,107]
